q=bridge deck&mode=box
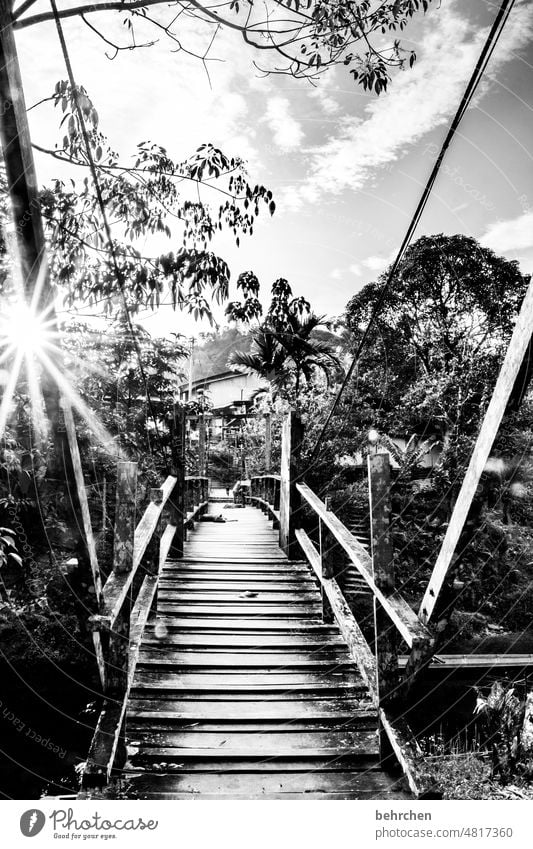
[125,504,409,799]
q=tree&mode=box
[228,277,341,403]
[28,81,275,324]
[345,234,530,455]
[13,1,435,94]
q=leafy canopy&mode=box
[15,1,435,94]
[34,81,275,323]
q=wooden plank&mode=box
[158,581,316,591]
[126,729,378,755]
[128,757,381,772]
[141,633,339,648]
[157,591,320,603]
[131,674,365,693]
[420,275,533,625]
[116,771,404,798]
[128,699,374,721]
[148,618,335,631]
[136,651,353,668]
[297,485,429,648]
[156,605,322,617]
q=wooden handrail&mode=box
[91,475,177,631]
[296,482,430,649]
[295,528,377,700]
[250,474,281,482]
[295,525,434,798]
[83,467,209,791]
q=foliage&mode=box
[33,81,275,323]
[228,278,342,402]
[17,1,435,93]
[345,234,529,445]
[61,317,187,468]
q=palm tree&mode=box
[229,312,341,404]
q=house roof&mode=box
[178,369,244,391]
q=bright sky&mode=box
[14,0,533,339]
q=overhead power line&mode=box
[308,0,516,465]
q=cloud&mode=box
[263,96,304,152]
[480,212,533,253]
[286,0,533,205]
[362,255,391,273]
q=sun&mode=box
[0,300,56,359]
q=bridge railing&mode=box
[82,461,208,792]
[249,409,434,797]
[248,474,281,524]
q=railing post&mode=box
[319,497,334,623]
[170,405,186,558]
[144,487,163,617]
[198,413,206,477]
[265,413,272,472]
[368,450,399,766]
[279,410,304,558]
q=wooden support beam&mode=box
[279,410,304,558]
[419,276,533,625]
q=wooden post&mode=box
[169,405,186,558]
[368,451,399,766]
[198,413,206,477]
[319,497,333,623]
[63,401,105,689]
[265,413,272,472]
[420,275,533,625]
[279,410,304,558]
[0,0,60,425]
[107,462,137,699]
[143,487,163,617]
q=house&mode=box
[178,369,267,442]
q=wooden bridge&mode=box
[75,405,533,799]
[79,409,437,800]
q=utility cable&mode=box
[308,0,516,465]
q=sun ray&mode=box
[37,348,124,458]
[0,346,24,436]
